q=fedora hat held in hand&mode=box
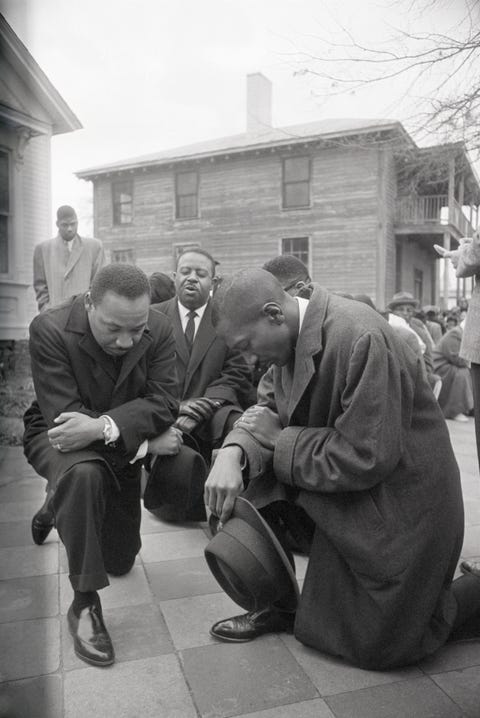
[204,497,299,613]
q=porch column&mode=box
[441,232,451,310]
[448,155,455,226]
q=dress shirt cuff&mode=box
[100,415,120,444]
[130,440,149,464]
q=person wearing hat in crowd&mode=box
[435,231,480,578]
[202,267,480,670]
[24,264,209,667]
[146,248,253,522]
[432,319,473,422]
[423,305,444,345]
[33,205,106,312]
[387,291,441,395]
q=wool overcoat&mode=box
[23,294,179,486]
[33,234,106,312]
[225,286,464,670]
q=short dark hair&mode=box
[149,272,176,303]
[90,264,150,305]
[262,255,310,290]
[56,205,77,221]
[211,269,285,328]
[176,247,216,277]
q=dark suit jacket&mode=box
[151,297,252,407]
[23,294,179,483]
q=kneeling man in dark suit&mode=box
[24,264,188,667]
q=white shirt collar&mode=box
[295,296,309,332]
[177,300,208,332]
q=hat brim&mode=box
[204,497,299,612]
[388,299,419,310]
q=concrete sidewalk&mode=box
[0,418,480,718]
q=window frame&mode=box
[0,148,11,276]
[112,178,133,226]
[279,236,312,276]
[413,267,423,303]
[175,170,199,220]
[111,248,135,264]
[281,156,312,210]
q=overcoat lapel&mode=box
[64,235,83,278]
[115,330,152,390]
[186,302,216,379]
[286,288,327,421]
[169,302,190,367]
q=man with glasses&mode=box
[262,255,312,297]
[33,205,106,312]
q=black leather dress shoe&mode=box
[31,507,55,545]
[67,602,115,667]
[210,606,295,642]
[460,560,480,578]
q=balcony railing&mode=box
[395,194,474,236]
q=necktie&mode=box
[184,310,197,352]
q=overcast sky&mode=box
[0,0,471,234]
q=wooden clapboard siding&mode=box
[92,141,395,306]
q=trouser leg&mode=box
[53,461,111,592]
[102,475,141,575]
[470,363,480,474]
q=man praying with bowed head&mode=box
[204,268,480,670]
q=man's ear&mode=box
[262,302,284,324]
[84,292,93,311]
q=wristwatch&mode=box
[101,415,115,445]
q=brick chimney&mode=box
[246,73,272,134]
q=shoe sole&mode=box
[209,628,255,642]
[72,645,115,667]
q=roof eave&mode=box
[0,14,82,135]
[76,121,410,180]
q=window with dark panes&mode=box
[112,248,135,264]
[282,156,311,209]
[112,180,133,225]
[175,171,198,219]
[282,237,309,267]
[0,151,9,274]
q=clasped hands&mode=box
[47,411,184,457]
[48,412,104,452]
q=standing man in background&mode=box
[33,205,106,312]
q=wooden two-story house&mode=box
[77,73,479,310]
